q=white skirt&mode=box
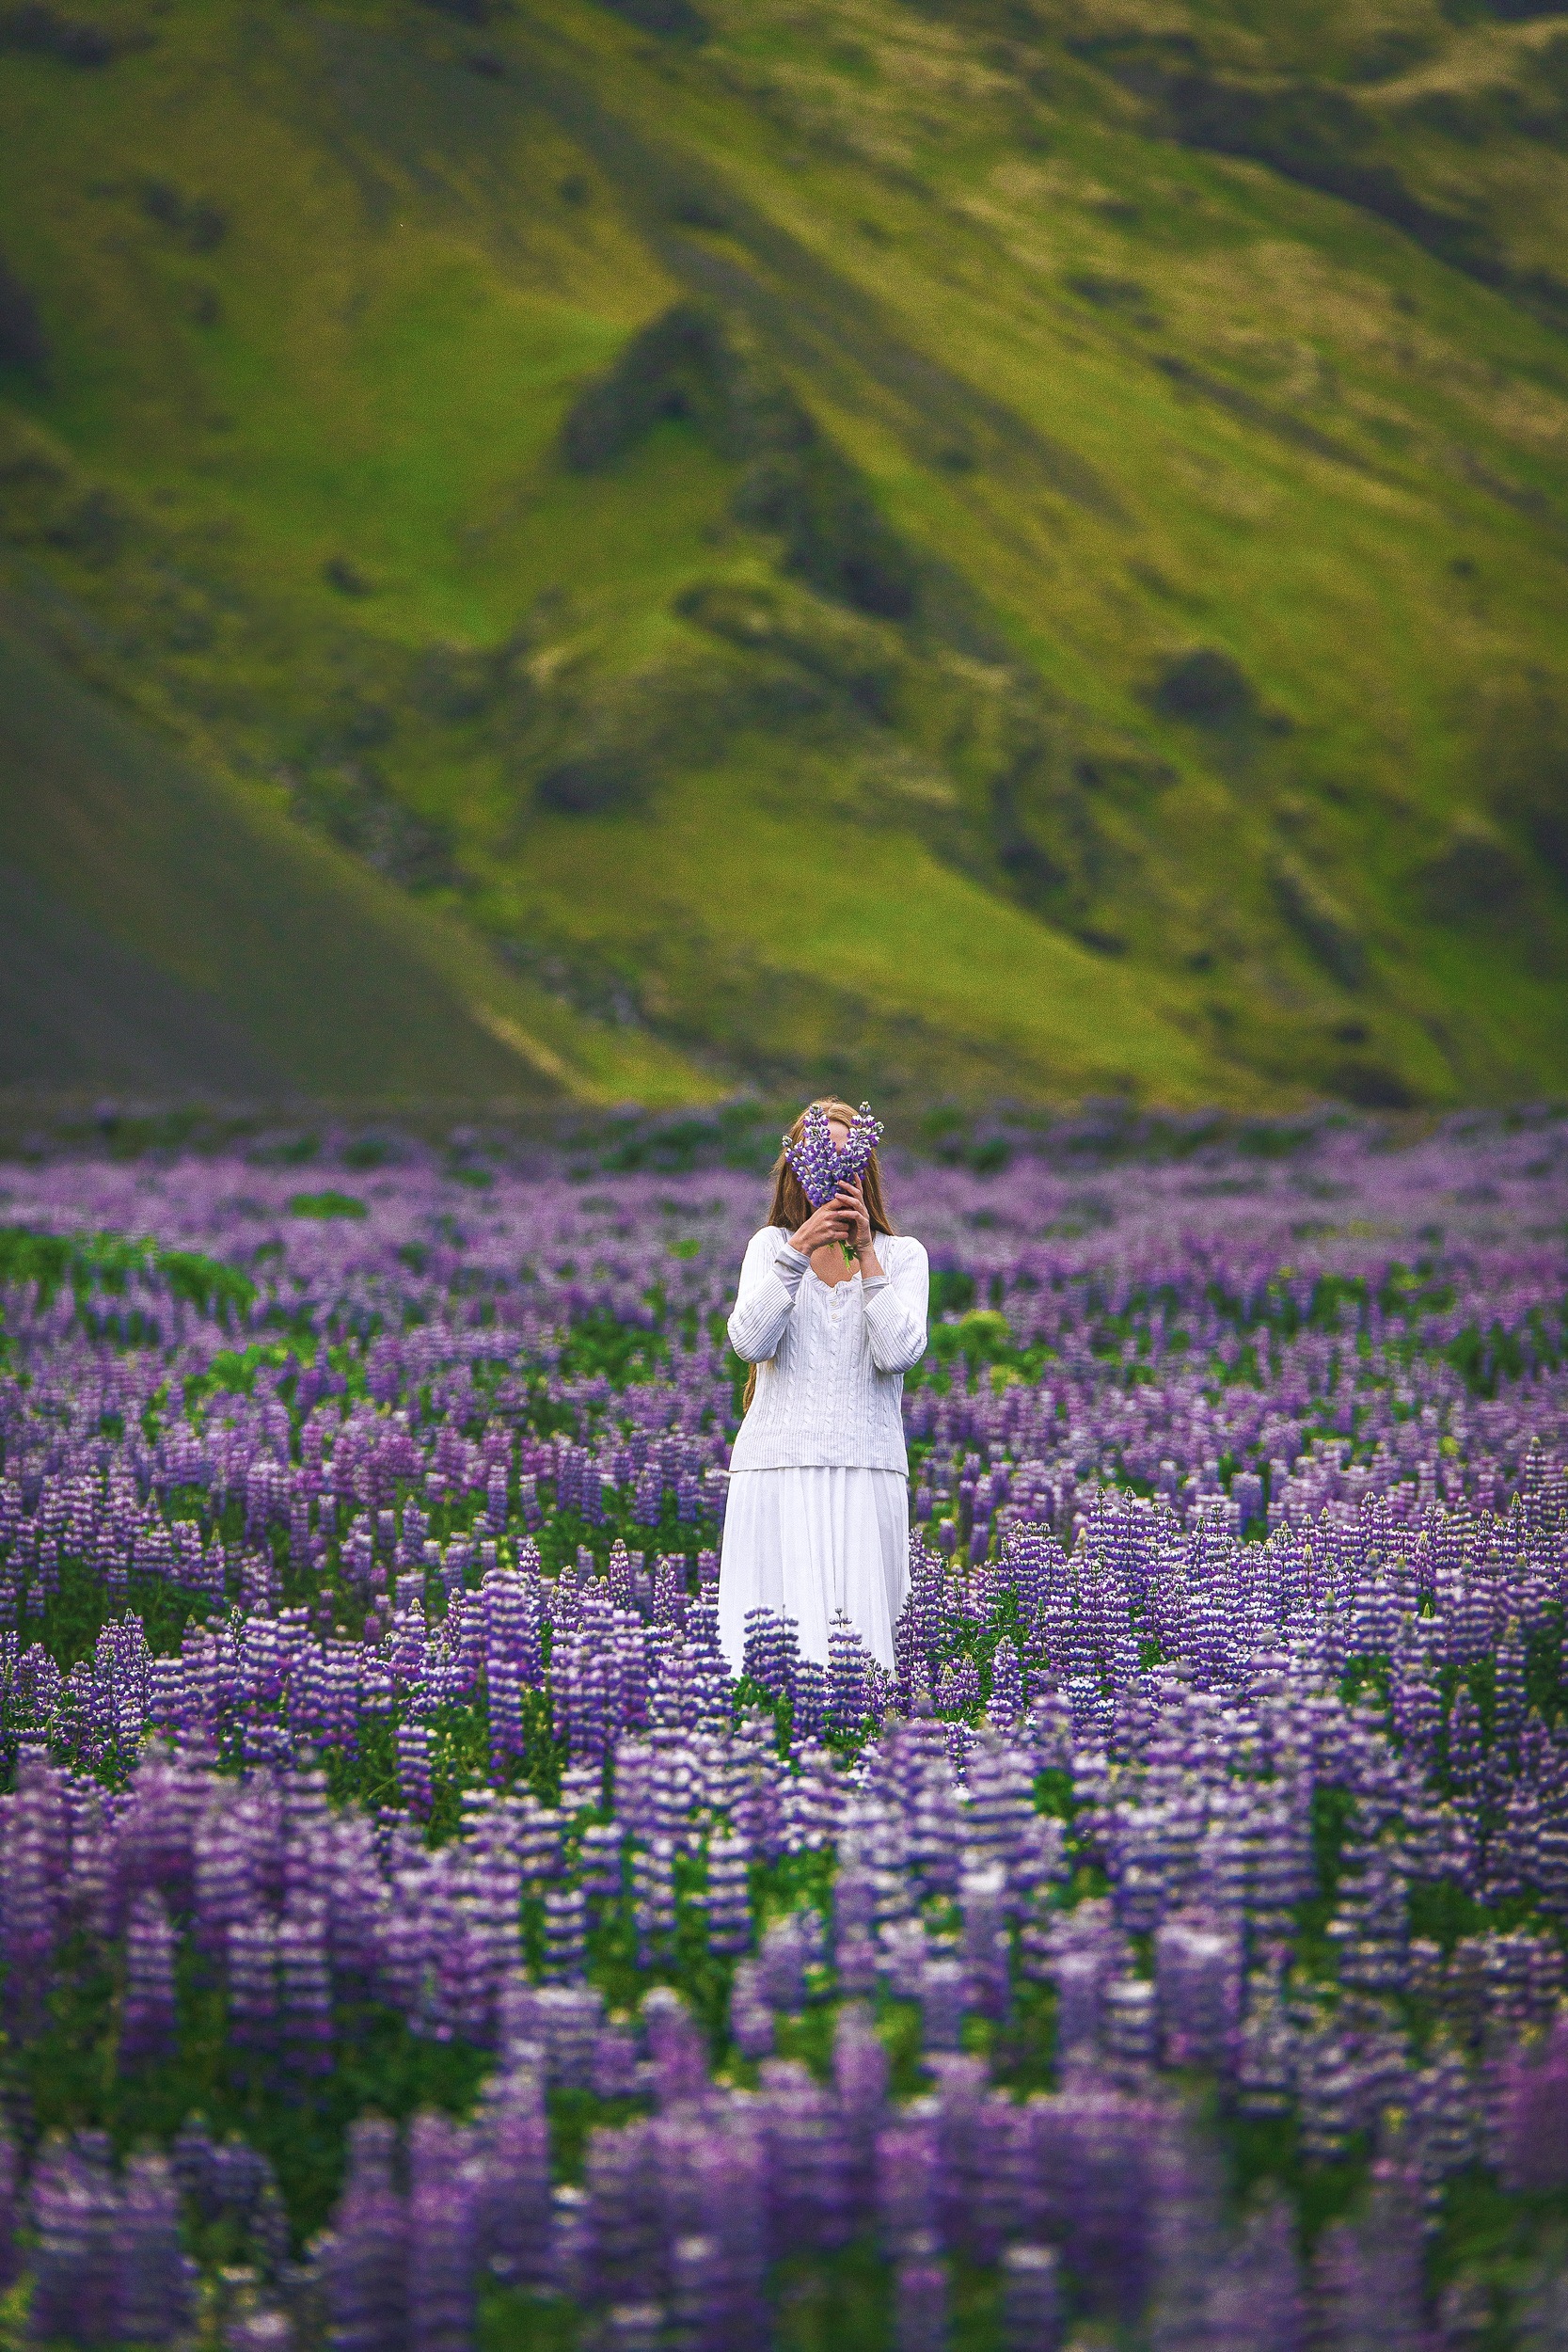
[718,1466,910,1676]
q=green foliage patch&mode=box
[0,1224,257,1324]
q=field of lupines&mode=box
[1,1111,1567,2350]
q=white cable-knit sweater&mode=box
[726,1227,929,1472]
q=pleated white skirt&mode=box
[718,1466,910,1676]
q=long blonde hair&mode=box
[740,1100,895,1414]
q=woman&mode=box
[720,1100,928,1676]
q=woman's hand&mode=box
[837,1180,879,1266]
[789,1200,851,1256]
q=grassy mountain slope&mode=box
[0,606,709,1106]
[0,0,1565,1109]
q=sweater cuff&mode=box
[861,1274,890,1295]
[773,1245,809,1296]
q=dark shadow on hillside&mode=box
[0,618,565,1106]
[0,864,288,1095]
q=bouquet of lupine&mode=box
[783,1099,883,1260]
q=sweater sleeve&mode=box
[863,1238,929,1374]
[727,1229,806,1365]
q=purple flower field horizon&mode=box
[1,1109,1566,2350]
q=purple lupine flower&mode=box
[827,1613,869,1736]
[1102,1975,1158,2072]
[987,1638,1024,1728]
[755,1912,809,2014]
[584,2116,663,2304]
[228,1913,279,2055]
[1497,2012,1568,2192]
[225,2308,294,2352]
[113,2153,196,2346]
[407,2114,477,2352]
[633,1837,677,1963]
[29,2138,115,2338]
[877,2112,940,2256]
[599,2306,664,2352]
[833,2001,889,2224]
[593,2020,641,2100]
[642,1985,708,2107]
[917,1955,966,2053]
[543,1883,588,1981]
[2,1750,69,2029]
[669,2232,730,2352]
[893,2235,949,2352]
[793,1657,828,1740]
[958,1863,1010,2020]
[395,1723,434,1817]
[278,1897,333,2075]
[473,2060,552,2287]
[1200,2194,1307,2352]
[579,1819,626,1908]
[0,2128,17,2295]
[702,1833,752,1955]
[1312,2165,1427,2352]
[730,1958,775,2061]
[321,2119,407,2352]
[1000,2244,1062,2352]
[761,2056,851,2256]
[1155,1912,1242,2074]
[1518,2253,1568,2350]
[120,1889,178,2068]
[1037,2081,1160,2322]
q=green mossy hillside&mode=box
[1,0,1566,1107]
